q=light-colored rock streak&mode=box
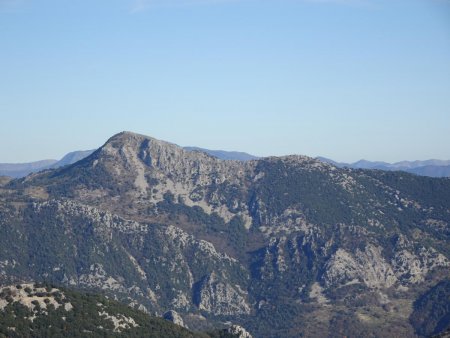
[323,245,397,289]
[195,273,251,315]
[125,251,147,281]
[309,282,329,304]
[98,311,138,332]
[121,144,148,194]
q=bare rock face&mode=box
[391,235,449,284]
[356,244,397,289]
[322,248,361,287]
[322,242,447,289]
[163,310,186,328]
[193,273,251,315]
[226,325,253,338]
[4,198,250,318]
[89,132,254,226]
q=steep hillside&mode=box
[0,283,241,338]
[410,279,450,337]
[1,131,449,337]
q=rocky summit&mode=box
[1,131,449,337]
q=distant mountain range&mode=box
[1,147,449,178]
[0,150,96,178]
[0,159,58,178]
[317,157,450,178]
[0,147,257,178]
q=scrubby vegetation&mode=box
[410,280,450,337]
[0,284,236,338]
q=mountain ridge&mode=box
[2,131,449,178]
[184,147,258,161]
[318,156,450,177]
[1,131,450,337]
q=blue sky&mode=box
[0,0,449,163]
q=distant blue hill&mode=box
[0,159,58,178]
[50,150,95,168]
[0,150,95,178]
[407,165,450,177]
[317,157,450,178]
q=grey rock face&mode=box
[322,245,398,289]
[226,325,253,338]
[193,273,251,315]
[163,310,186,328]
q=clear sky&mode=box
[1,0,449,163]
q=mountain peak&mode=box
[107,131,155,143]
[103,131,180,152]
[55,130,249,200]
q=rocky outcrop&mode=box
[91,132,255,225]
[356,244,397,289]
[225,325,253,338]
[163,310,186,328]
[322,249,361,287]
[392,246,449,284]
[0,283,72,313]
[193,273,251,315]
[323,240,449,291]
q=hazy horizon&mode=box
[1,0,449,163]
[1,130,450,165]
